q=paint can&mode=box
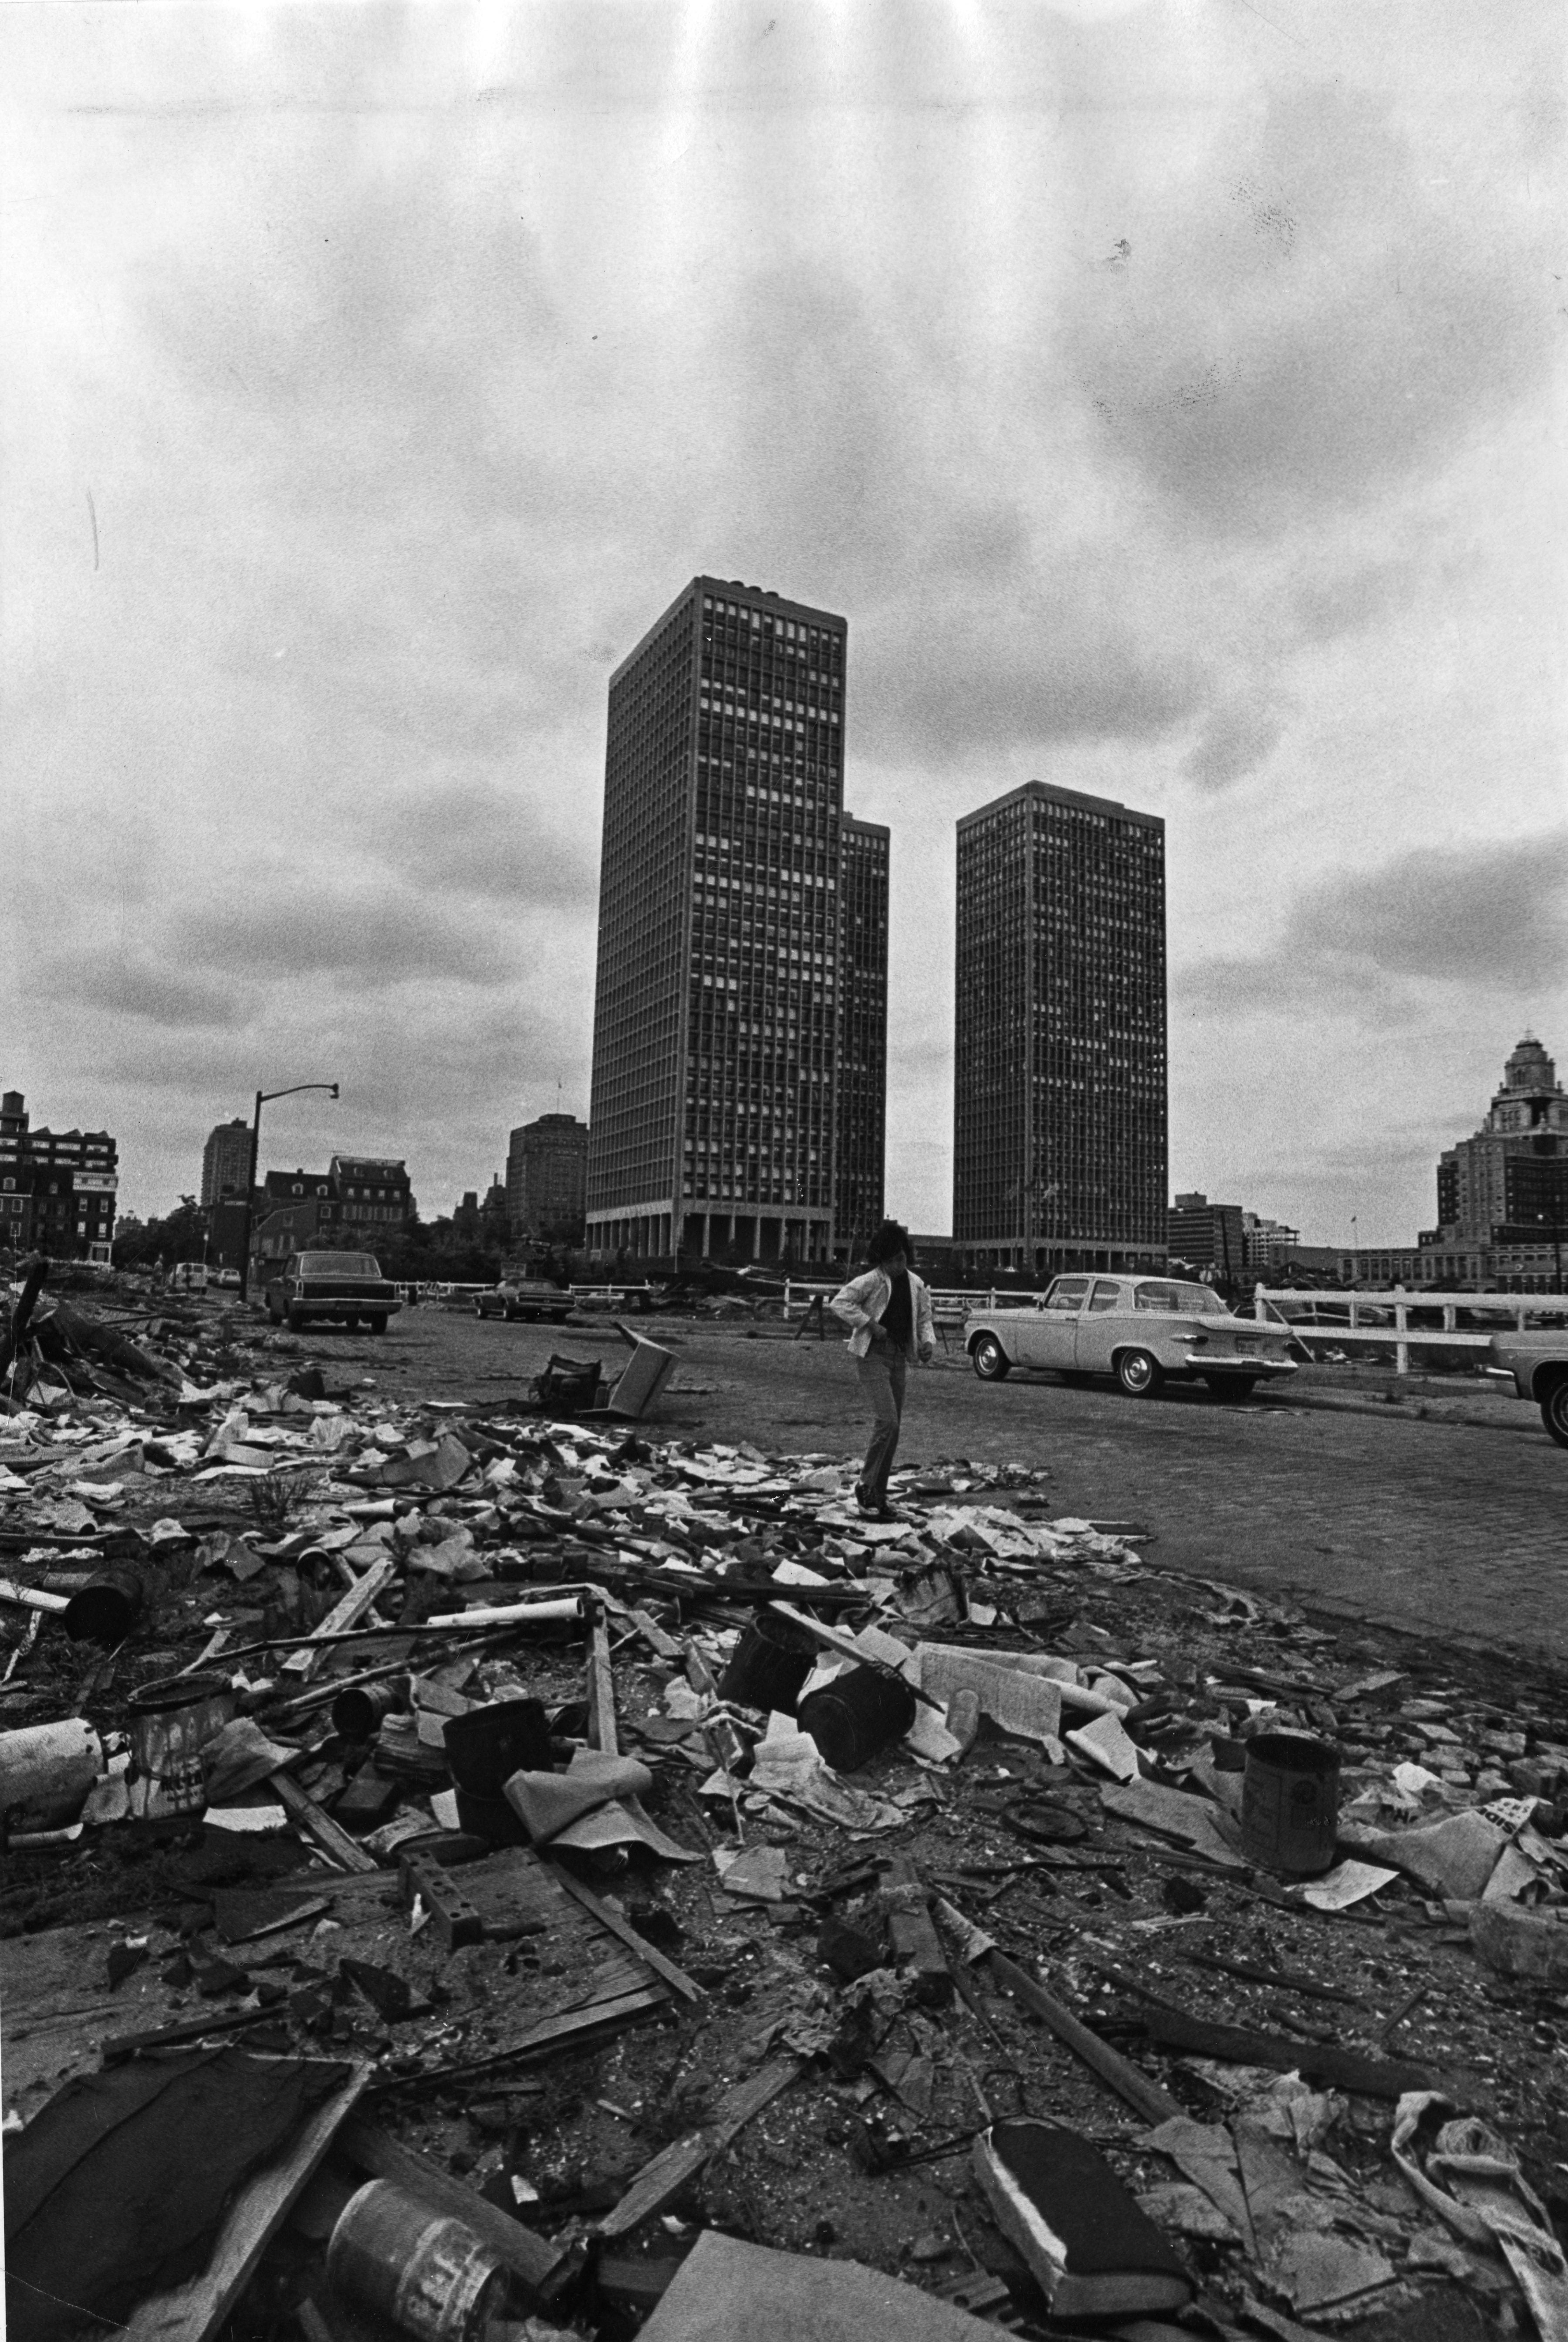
[797,1665,917,1772]
[327,2180,505,2342]
[127,1671,237,1816]
[1240,1731,1341,1876]
[718,1610,820,1716]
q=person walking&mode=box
[831,1220,936,1520]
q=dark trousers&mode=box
[855,1349,907,1503]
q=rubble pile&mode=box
[3,1285,1568,2342]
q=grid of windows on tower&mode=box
[585,579,871,1263]
[954,787,1167,1261]
[835,821,889,1252]
[685,592,846,1218]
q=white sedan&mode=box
[963,1274,1298,1400]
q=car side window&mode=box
[1134,1284,1180,1313]
[1044,1279,1090,1312]
[1088,1280,1122,1313]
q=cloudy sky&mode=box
[4,0,1564,1242]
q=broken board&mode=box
[125,2061,370,2342]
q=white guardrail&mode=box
[785,1280,1568,1375]
[1252,1287,1568,1374]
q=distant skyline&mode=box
[4,2,1563,1243]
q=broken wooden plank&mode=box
[544,1859,705,2005]
[125,2063,368,2342]
[587,1601,618,1756]
[281,1556,398,1679]
[101,2002,287,2064]
[270,1769,380,1873]
[375,1987,666,2092]
[339,2116,565,2301]
[629,1605,681,1659]
[598,2056,801,2240]
[985,1948,1182,2126]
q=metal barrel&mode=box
[797,1665,917,1772]
[442,1699,554,1796]
[718,1609,819,1715]
[327,2181,504,2342]
[62,1569,144,1645]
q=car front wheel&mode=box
[368,1314,387,1335]
[286,1306,306,1332]
[1540,1375,1568,1449]
[971,1333,1010,1381]
[1116,1348,1163,1398]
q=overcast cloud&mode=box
[3,0,1563,1241]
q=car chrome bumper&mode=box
[1184,1352,1296,1375]
[294,1303,402,1319]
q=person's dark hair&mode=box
[867,1220,914,1266]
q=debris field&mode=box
[3,1273,1568,2342]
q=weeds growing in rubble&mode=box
[247,1472,297,1537]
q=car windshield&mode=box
[1132,1281,1231,1316]
[296,1252,382,1277]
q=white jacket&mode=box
[830,1266,936,1361]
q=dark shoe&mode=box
[857,1497,901,1523]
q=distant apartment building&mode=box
[201,1119,252,1209]
[251,1157,414,1266]
[585,576,879,1268]
[835,817,889,1258]
[0,1090,118,1264]
[953,781,1167,1273]
[1167,1192,1246,1281]
[506,1114,589,1241]
[331,1156,414,1240]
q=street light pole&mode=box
[237,1083,340,1301]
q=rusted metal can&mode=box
[1241,1730,1340,1876]
[327,2180,504,2342]
[797,1665,917,1771]
[332,1677,407,1741]
[63,1568,144,1645]
[127,1671,237,1816]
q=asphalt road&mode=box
[312,1304,1568,1665]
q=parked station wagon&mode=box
[964,1274,1298,1400]
[264,1251,401,1334]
